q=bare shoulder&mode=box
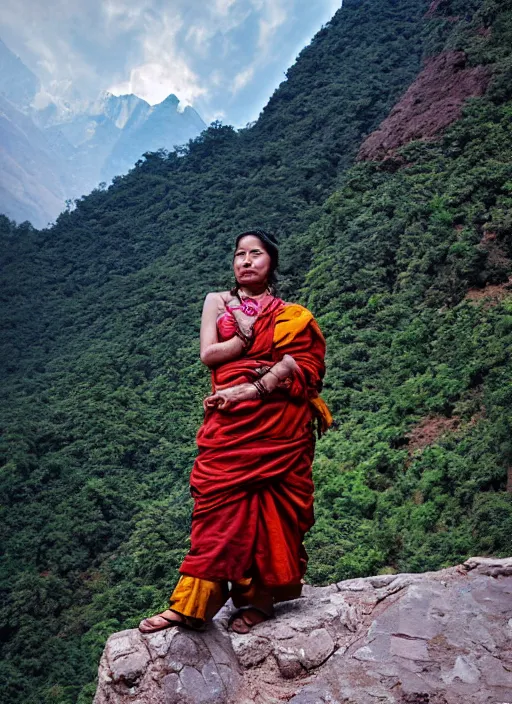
[203,290,231,314]
[217,290,234,304]
[204,291,227,302]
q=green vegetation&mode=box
[1,0,511,701]
[305,96,512,579]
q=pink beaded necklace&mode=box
[226,291,272,317]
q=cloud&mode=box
[255,0,289,52]
[186,24,215,55]
[210,109,226,121]
[109,59,207,106]
[223,0,289,98]
[232,66,255,93]
[214,0,237,15]
[0,0,344,126]
[102,0,149,33]
[107,7,208,106]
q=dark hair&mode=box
[232,229,279,294]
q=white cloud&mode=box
[0,0,344,126]
[224,0,289,98]
[256,0,288,51]
[109,8,207,106]
[213,0,237,15]
[102,0,148,32]
[109,59,207,106]
[209,69,225,87]
[232,66,254,93]
[185,24,215,56]
[209,109,226,121]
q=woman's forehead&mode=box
[236,235,264,249]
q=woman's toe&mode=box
[229,616,251,634]
[241,608,271,626]
[138,611,182,632]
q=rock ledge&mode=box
[94,557,512,703]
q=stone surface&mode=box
[94,624,242,704]
[94,557,512,704]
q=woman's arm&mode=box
[203,354,297,410]
[200,292,246,367]
[271,319,326,401]
[255,355,298,394]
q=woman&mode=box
[139,229,331,635]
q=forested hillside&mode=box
[1,1,511,702]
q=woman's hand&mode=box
[229,306,258,340]
[203,383,259,411]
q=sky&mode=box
[0,0,342,127]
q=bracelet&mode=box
[235,328,252,349]
[252,379,270,398]
[268,368,281,381]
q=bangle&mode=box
[252,379,270,398]
[235,329,252,349]
[268,368,281,381]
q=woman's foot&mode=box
[138,609,185,633]
[228,607,273,634]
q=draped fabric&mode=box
[178,296,329,591]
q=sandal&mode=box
[228,607,274,634]
[139,610,205,634]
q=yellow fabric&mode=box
[169,575,304,621]
[273,304,314,348]
[273,303,333,434]
[169,575,225,621]
[310,396,333,434]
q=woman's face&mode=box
[233,235,272,288]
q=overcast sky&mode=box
[0,0,342,126]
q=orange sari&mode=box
[171,297,331,617]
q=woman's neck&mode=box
[238,284,270,299]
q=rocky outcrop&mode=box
[425,0,445,19]
[94,557,512,703]
[357,52,491,162]
[424,1,457,20]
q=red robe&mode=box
[179,297,328,591]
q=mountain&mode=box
[101,94,205,183]
[0,37,40,110]
[0,94,68,227]
[0,40,206,227]
[1,0,511,702]
[94,92,149,128]
[36,92,151,142]
[0,40,68,227]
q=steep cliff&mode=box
[1,1,512,702]
[94,557,512,704]
[357,51,490,161]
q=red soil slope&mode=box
[358,51,491,162]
